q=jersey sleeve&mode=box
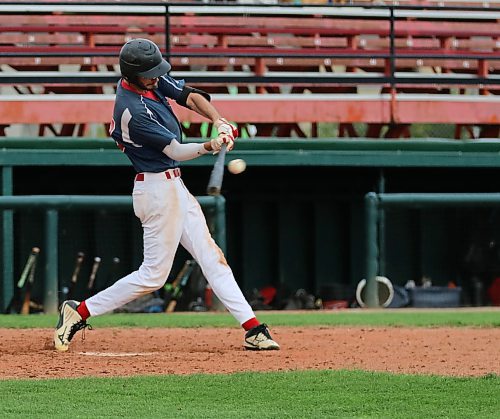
[157,75,185,102]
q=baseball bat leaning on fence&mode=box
[62,251,85,301]
[164,259,197,313]
[4,247,40,314]
[206,144,227,196]
[87,256,101,297]
[21,247,40,315]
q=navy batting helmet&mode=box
[119,38,171,81]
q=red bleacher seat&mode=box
[0,3,498,138]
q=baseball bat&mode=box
[4,247,40,313]
[64,251,85,300]
[20,248,40,315]
[206,144,227,196]
[87,256,102,296]
[164,259,197,313]
[18,247,40,289]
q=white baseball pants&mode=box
[85,170,256,325]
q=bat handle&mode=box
[207,145,227,196]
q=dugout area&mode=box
[1,138,500,313]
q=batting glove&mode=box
[215,118,239,139]
[210,133,235,154]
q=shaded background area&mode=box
[9,163,500,308]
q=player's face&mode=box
[137,76,159,91]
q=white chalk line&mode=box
[78,351,157,357]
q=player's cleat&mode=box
[244,323,280,350]
[53,300,91,352]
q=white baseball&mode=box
[228,159,246,174]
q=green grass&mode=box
[1,310,498,418]
[0,309,499,329]
[0,370,498,418]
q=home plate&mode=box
[78,351,157,357]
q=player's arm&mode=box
[169,92,235,155]
[157,77,236,155]
[183,90,238,155]
[157,76,235,137]
[183,89,237,138]
[162,78,217,124]
[183,89,220,125]
[163,139,209,160]
[162,136,238,160]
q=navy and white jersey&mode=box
[110,75,186,173]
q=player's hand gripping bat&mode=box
[207,121,238,196]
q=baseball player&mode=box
[54,38,279,352]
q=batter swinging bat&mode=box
[65,251,85,300]
[20,248,40,315]
[87,256,102,295]
[206,144,227,196]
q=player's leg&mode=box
[54,175,186,351]
[86,176,186,315]
[180,191,253,323]
[179,188,279,350]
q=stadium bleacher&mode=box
[0,2,498,138]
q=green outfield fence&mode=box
[3,139,500,312]
[5,192,500,312]
[0,195,226,314]
[364,192,500,307]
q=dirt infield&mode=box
[1,326,499,379]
